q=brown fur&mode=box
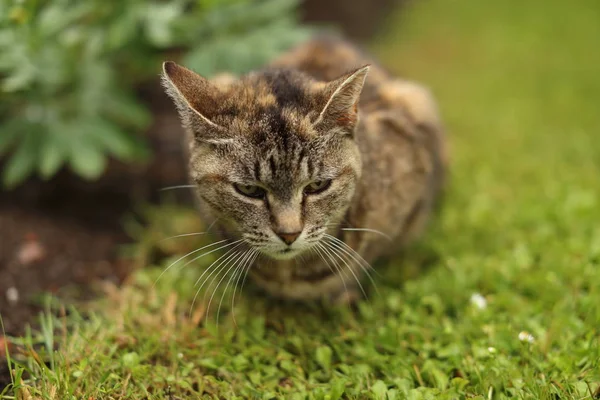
[162,35,447,302]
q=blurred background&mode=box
[1,0,598,341]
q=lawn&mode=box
[2,0,600,398]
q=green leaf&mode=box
[315,346,332,371]
[105,5,141,51]
[371,380,388,400]
[0,119,22,154]
[38,130,66,179]
[101,91,151,130]
[143,2,184,47]
[422,361,449,390]
[68,137,107,180]
[329,379,346,400]
[2,64,36,92]
[2,129,40,187]
[37,2,93,37]
[85,119,138,159]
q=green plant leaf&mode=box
[1,64,36,92]
[2,129,40,187]
[371,380,388,400]
[85,119,136,159]
[101,91,152,130]
[329,379,346,400]
[143,2,184,47]
[38,129,66,179]
[0,119,22,154]
[315,346,332,371]
[68,136,107,180]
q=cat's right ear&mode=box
[161,61,231,144]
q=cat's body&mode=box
[162,36,447,302]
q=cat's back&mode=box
[270,35,387,104]
[271,36,445,156]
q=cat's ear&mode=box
[315,65,370,131]
[161,61,231,144]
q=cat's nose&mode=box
[276,231,301,245]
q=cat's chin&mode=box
[262,247,305,261]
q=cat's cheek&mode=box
[228,198,271,229]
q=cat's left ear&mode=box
[161,61,231,144]
[315,65,370,131]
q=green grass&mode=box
[3,0,600,398]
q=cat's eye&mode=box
[234,183,266,199]
[304,180,332,195]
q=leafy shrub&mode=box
[0,0,311,187]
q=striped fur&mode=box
[162,36,447,302]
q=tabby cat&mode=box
[162,36,447,303]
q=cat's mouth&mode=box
[264,246,305,261]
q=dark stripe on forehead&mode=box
[261,105,291,150]
[261,70,307,108]
[268,155,277,176]
[254,159,262,180]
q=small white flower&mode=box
[5,287,19,305]
[487,347,497,353]
[518,331,535,343]
[470,293,487,309]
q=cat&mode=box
[162,35,447,303]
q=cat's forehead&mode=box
[228,130,342,199]
[214,69,327,139]
[212,69,347,193]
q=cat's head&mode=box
[162,61,369,260]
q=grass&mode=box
[2,0,600,398]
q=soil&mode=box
[0,197,131,389]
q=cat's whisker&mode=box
[230,249,259,327]
[320,240,369,300]
[324,233,372,270]
[323,234,380,295]
[159,232,207,242]
[215,258,244,329]
[325,234,379,294]
[189,250,238,319]
[208,249,254,328]
[205,218,219,234]
[314,243,350,304]
[340,228,392,241]
[181,239,245,270]
[323,222,391,241]
[216,248,255,328]
[154,238,230,287]
[234,251,260,316]
[190,248,242,316]
[317,242,351,285]
[192,244,241,288]
[159,185,195,191]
